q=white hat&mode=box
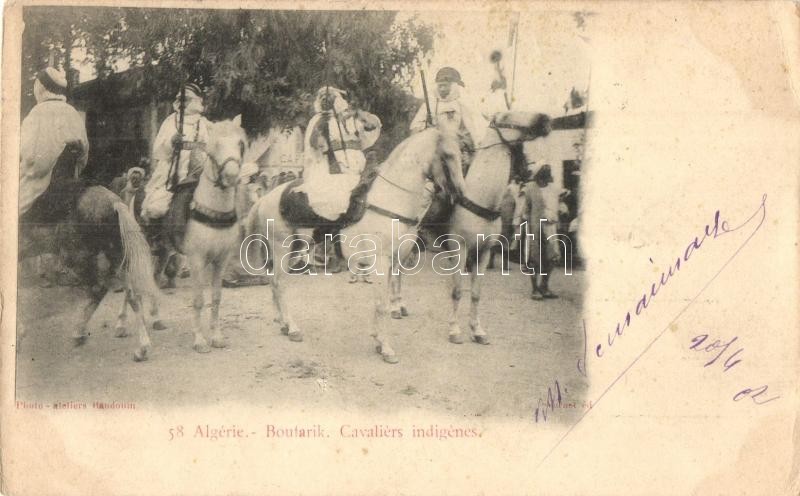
[127,167,146,179]
[37,67,68,95]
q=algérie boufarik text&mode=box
[265,424,326,438]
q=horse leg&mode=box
[371,256,398,364]
[209,260,228,349]
[390,246,415,318]
[469,248,491,345]
[114,287,131,338]
[128,292,152,361]
[398,272,409,317]
[391,272,409,317]
[150,294,167,330]
[163,250,179,289]
[389,272,403,319]
[448,245,468,344]
[72,255,108,346]
[270,248,303,342]
[190,256,211,353]
[74,284,107,346]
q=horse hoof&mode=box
[193,342,211,354]
[382,353,399,364]
[133,348,149,362]
[114,326,128,338]
[400,306,409,317]
[280,325,290,336]
[288,332,304,343]
[211,337,228,349]
[71,335,88,347]
[391,310,402,320]
[471,335,491,345]
[449,334,465,345]
[152,320,168,331]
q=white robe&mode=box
[409,92,483,143]
[19,97,88,215]
[142,112,209,219]
[299,111,381,221]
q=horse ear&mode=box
[232,114,242,127]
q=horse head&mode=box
[489,111,551,143]
[204,115,246,189]
[430,129,467,200]
[381,128,466,201]
[485,111,552,183]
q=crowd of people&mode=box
[19,65,577,298]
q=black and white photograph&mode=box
[4,2,798,495]
[14,5,589,415]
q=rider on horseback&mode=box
[296,87,381,276]
[300,86,382,220]
[410,67,482,174]
[141,82,210,223]
[411,67,485,244]
[19,67,89,219]
[140,83,210,287]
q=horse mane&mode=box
[379,127,442,173]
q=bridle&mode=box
[366,170,423,227]
[455,117,546,221]
[489,121,535,184]
[367,136,458,227]
[204,152,241,190]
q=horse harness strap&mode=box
[329,137,362,153]
[206,155,240,189]
[190,200,237,229]
[377,173,417,196]
[454,123,529,222]
[366,203,418,226]
[456,196,502,221]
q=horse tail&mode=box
[113,202,158,298]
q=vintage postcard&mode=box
[1,1,798,494]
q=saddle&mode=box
[279,165,380,242]
[164,182,197,252]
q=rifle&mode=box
[166,83,186,191]
[420,69,433,127]
[328,86,351,172]
[322,86,342,174]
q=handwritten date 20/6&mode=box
[689,332,780,405]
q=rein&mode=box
[204,154,239,190]
[367,171,423,227]
[376,172,417,196]
[456,123,534,221]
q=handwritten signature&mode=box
[596,194,768,359]
[534,194,774,436]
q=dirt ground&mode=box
[15,258,586,421]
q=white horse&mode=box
[144,117,247,353]
[246,128,466,363]
[390,111,551,345]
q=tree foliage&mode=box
[22,7,437,140]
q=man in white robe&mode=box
[299,87,381,221]
[410,67,483,169]
[19,67,88,216]
[141,83,210,221]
